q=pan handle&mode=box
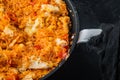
[77,29,102,43]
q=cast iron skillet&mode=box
[40,0,80,80]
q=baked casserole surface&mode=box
[0,0,70,80]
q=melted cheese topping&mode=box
[56,38,67,47]
[0,0,70,80]
[55,0,62,4]
[3,26,14,36]
[29,56,49,69]
[41,4,60,12]
[25,18,40,36]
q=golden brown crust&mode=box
[0,0,70,80]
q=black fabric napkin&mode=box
[72,0,120,80]
[87,22,120,80]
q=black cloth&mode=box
[72,0,120,80]
[44,0,120,80]
[87,23,120,80]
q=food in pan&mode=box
[0,0,70,80]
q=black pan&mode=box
[40,0,80,80]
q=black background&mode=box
[44,0,120,80]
